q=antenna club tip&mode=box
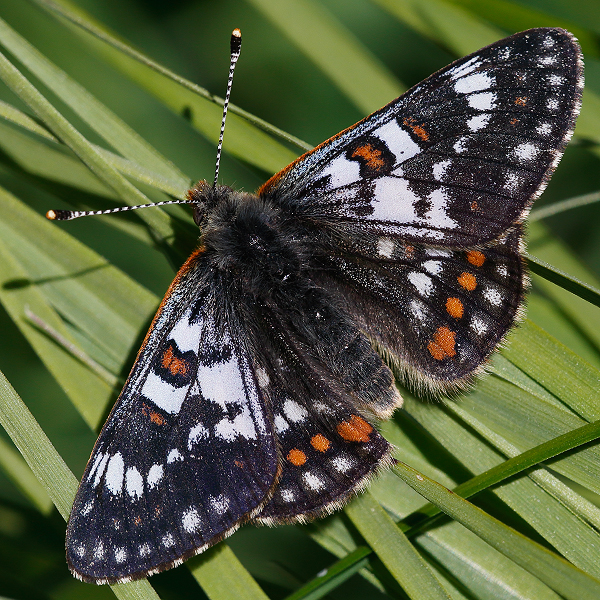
[46,209,73,221]
[230,28,242,53]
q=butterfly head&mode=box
[189,180,304,295]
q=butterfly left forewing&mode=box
[261,28,582,248]
[66,254,278,583]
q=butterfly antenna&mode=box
[46,29,242,222]
[213,28,242,188]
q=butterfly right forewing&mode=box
[260,28,583,248]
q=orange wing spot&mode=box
[446,297,464,319]
[337,415,373,443]
[427,326,457,360]
[404,245,415,258]
[161,346,189,376]
[470,201,478,211]
[403,118,429,141]
[311,434,331,452]
[466,250,485,267]
[351,144,386,171]
[509,117,519,125]
[457,272,477,291]
[234,460,244,468]
[134,516,142,526]
[141,403,165,425]
[515,96,528,107]
[287,448,307,466]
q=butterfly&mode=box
[57,27,583,583]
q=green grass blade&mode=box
[0,43,173,238]
[32,0,304,171]
[188,545,270,600]
[393,461,600,600]
[345,492,451,599]
[246,0,403,113]
[0,14,188,186]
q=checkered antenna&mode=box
[46,29,243,223]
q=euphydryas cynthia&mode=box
[52,27,583,583]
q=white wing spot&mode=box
[377,237,395,258]
[75,544,86,558]
[514,142,539,161]
[423,260,443,275]
[80,500,94,516]
[454,137,468,153]
[182,508,201,533]
[410,299,428,322]
[471,316,489,336]
[547,97,560,111]
[274,414,289,434]
[114,548,127,563]
[504,171,522,192]
[167,448,183,463]
[303,471,325,491]
[105,452,124,495]
[448,57,480,80]
[496,264,508,278]
[408,272,434,297]
[92,454,110,488]
[93,541,105,560]
[139,543,151,557]
[536,122,552,136]
[147,464,164,489]
[255,367,269,388]
[538,55,557,66]
[126,467,144,499]
[331,455,354,473]
[468,92,496,110]
[188,421,209,449]
[432,159,451,180]
[467,113,490,132]
[454,71,493,94]
[283,399,309,423]
[162,533,175,548]
[374,119,421,163]
[280,489,295,502]
[483,287,503,307]
[548,74,565,86]
[210,494,230,515]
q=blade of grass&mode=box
[246,0,403,114]
[188,544,270,600]
[392,461,600,600]
[345,492,451,600]
[0,45,173,239]
[530,191,600,221]
[0,14,189,187]
[32,0,307,172]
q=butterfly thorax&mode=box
[188,180,305,296]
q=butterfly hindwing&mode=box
[260,28,582,247]
[312,227,526,392]
[66,252,279,583]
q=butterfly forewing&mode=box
[260,28,582,247]
[66,253,279,583]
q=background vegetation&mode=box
[0,0,599,599]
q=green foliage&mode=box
[0,0,599,598]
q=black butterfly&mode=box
[61,28,583,583]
